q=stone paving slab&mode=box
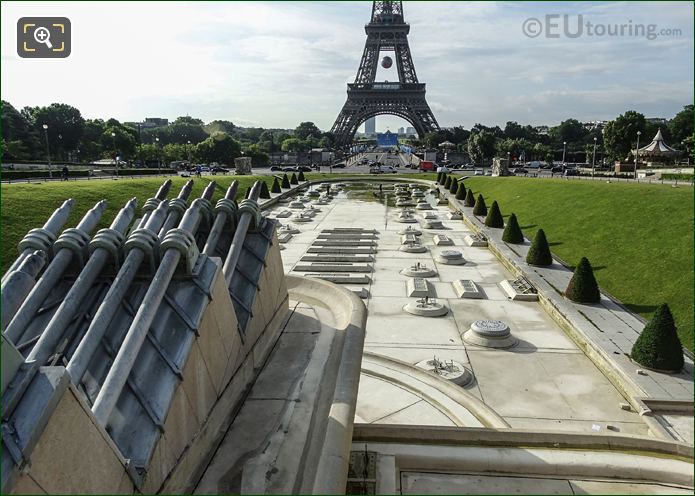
[446,191,694,404]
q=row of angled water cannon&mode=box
[1,178,265,423]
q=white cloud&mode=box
[1,1,692,132]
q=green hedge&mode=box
[1,169,90,180]
[661,173,694,181]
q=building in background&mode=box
[364,117,376,136]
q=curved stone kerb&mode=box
[361,352,509,429]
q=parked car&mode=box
[515,168,528,175]
[369,166,382,174]
[211,166,228,175]
[474,169,484,176]
[563,169,580,176]
[297,166,312,172]
[283,166,299,172]
[179,171,191,178]
[332,163,346,168]
[270,166,283,172]
[200,166,210,173]
[551,166,564,173]
[436,165,451,173]
[380,165,397,173]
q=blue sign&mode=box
[376,131,398,147]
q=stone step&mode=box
[300,255,375,263]
[312,240,377,247]
[307,247,377,254]
[303,274,371,284]
[294,264,372,273]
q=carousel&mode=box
[633,128,680,166]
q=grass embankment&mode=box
[0,172,435,275]
[462,177,694,350]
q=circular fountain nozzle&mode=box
[400,262,437,277]
[463,320,518,348]
[435,250,467,265]
[404,297,448,317]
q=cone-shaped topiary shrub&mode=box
[455,182,466,200]
[271,177,281,193]
[565,257,600,303]
[259,180,270,199]
[464,188,475,207]
[526,229,552,266]
[449,179,459,194]
[282,174,291,189]
[437,172,443,183]
[439,173,447,185]
[631,304,683,372]
[444,176,452,189]
[484,200,504,228]
[472,194,487,216]
[290,172,298,185]
[502,213,524,244]
[298,170,306,181]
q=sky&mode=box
[1,1,693,133]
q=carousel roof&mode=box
[637,128,679,155]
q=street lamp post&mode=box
[562,141,567,166]
[155,137,160,175]
[592,137,597,177]
[111,132,118,177]
[42,124,52,178]
[187,140,191,166]
[635,131,641,180]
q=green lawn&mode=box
[462,177,694,350]
[0,172,435,275]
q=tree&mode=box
[549,118,587,145]
[243,143,269,167]
[206,120,235,135]
[290,172,298,184]
[484,200,503,228]
[259,180,270,199]
[603,111,646,161]
[455,182,466,200]
[25,103,85,160]
[102,125,137,159]
[526,229,552,266]
[294,122,321,140]
[468,130,496,166]
[473,194,487,216]
[631,304,683,372]
[669,105,693,146]
[502,213,524,244]
[271,177,281,193]
[282,173,290,188]
[422,132,441,148]
[194,132,241,165]
[565,257,600,303]
[281,137,304,152]
[1,100,41,158]
[464,188,475,207]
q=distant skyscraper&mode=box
[365,117,376,135]
[406,126,416,135]
[398,127,405,135]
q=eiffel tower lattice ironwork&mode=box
[330,0,440,146]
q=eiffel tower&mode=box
[330,0,440,146]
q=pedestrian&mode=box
[62,165,69,181]
[196,164,202,177]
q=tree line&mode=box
[421,105,692,166]
[1,99,691,167]
[1,100,334,167]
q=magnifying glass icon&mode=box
[33,27,53,49]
